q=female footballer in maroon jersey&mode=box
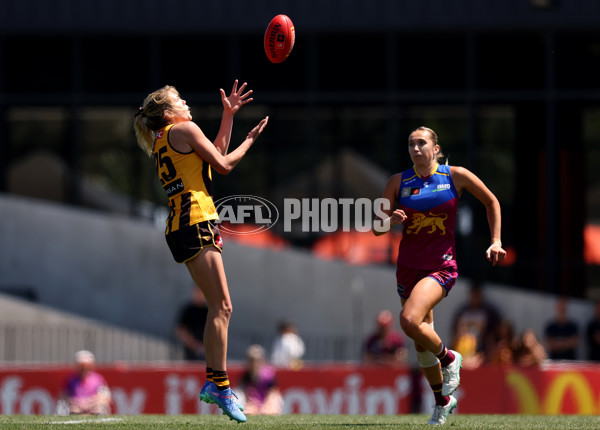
[374,126,506,425]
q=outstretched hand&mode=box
[247,116,269,141]
[220,80,254,114]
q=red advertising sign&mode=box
[1,362,599,415]
[0,363,413,415]
[457,363,600,415]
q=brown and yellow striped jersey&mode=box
[153,124,219,234]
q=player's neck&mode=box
[414,162,438,178]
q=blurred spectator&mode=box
[585,299,600,361]
[363,310,407,365]
[544,297,580,360]
[514,329,547,367]
[175,287,208,361]
[451,283,502,364]
[487,319,516,366]
[239,344,283,415]
[58,350,111,415]
[452,319,483,369]
[271,320,305,369]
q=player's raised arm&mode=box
[213,80,254,155]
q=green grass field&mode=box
[1,414,599,430]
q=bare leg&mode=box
[400,278,446,386]
[400,279,458,423]
[185,247,232,371]
[400,277,445,353]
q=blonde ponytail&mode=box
[134,112,155,157]
[133,85,180,157]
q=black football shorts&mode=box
[166,221,223,263]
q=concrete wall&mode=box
[0,194,188,335]
[0,194,594,362]
[0,294,176,362]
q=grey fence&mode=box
[0,324,181,363]
[0,324,363,364]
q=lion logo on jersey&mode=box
[406,212,448,235]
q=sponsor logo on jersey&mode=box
[402,187,421,197]
[163,178,184,197]
[433,184,451,192]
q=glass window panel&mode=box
[476,33,544,90]
[318,33,387,91]
[396,33,467,90]
[6,107,69,202]
[79,107,162,215]
[557,32,600,90]
[8,107,68,158]
[584,108,600,223]
[4,37,71,93]
[584,108,600,293]
[160,35,229,92]
[82,36,149,93]
[477,105,516,205]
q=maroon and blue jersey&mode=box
[396,164,459,271]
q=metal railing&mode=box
[232,330,362,363]
[0,324,363,364]
[0,324,180,363]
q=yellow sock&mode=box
[213,370,230,391]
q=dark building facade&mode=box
[1,0,599,298]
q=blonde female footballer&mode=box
[134,81,268,423]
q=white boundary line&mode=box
[49,417,124,425]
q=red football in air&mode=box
[264,14,295,63]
